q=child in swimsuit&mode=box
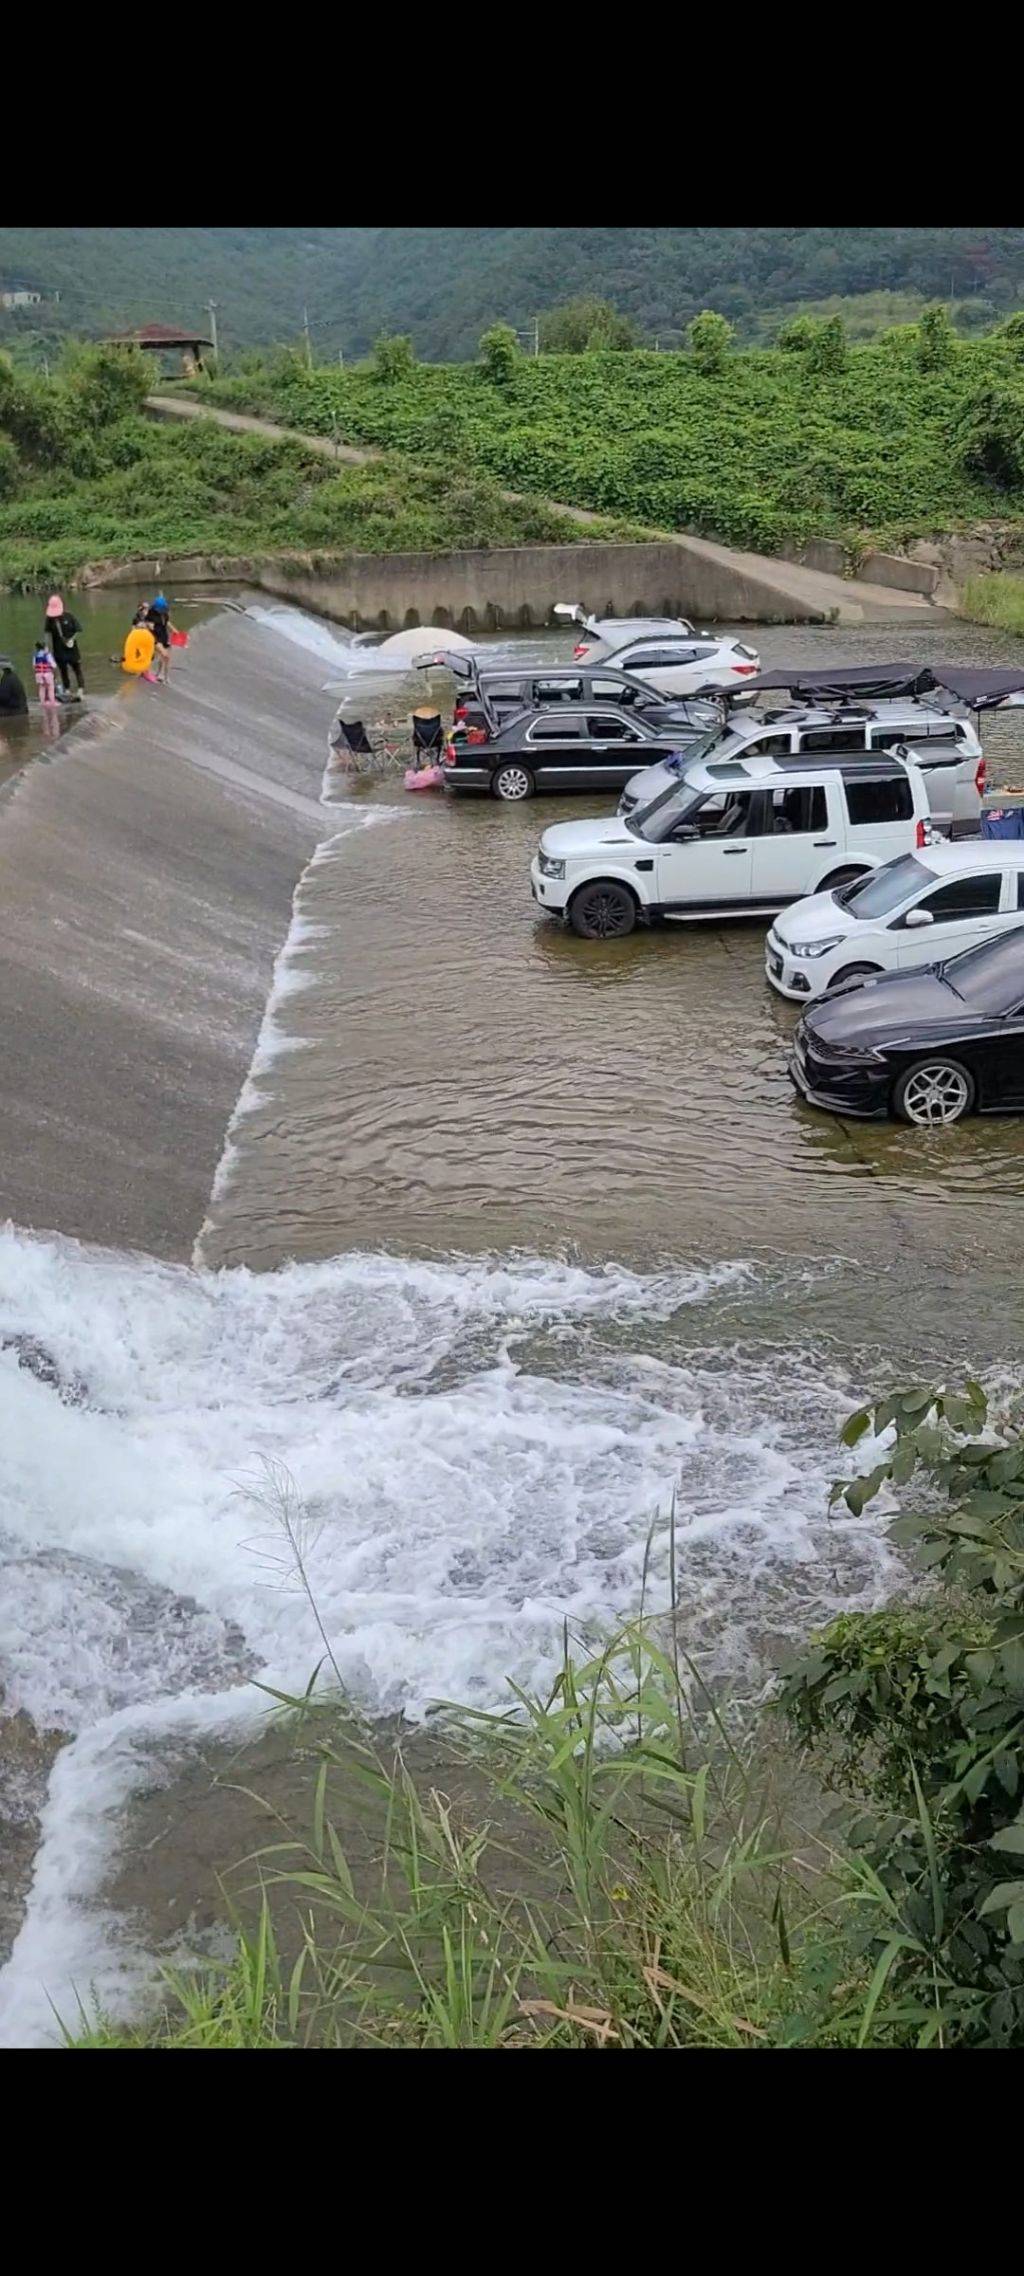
[33,645,58,706]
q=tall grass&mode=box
[71,1621,882,2050]
[960,571,1024,635]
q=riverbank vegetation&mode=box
[960,571,1024,634]
[197,314,1024,558]
[77,1378,1024,2050]
[0,345,626,590]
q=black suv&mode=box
[424,650,716,740]
[442,705,715,800]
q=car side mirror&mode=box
[673,822,699,842]
[904,907,935,929]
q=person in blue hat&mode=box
[147,591,179,686]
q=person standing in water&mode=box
[44,596,85,700]
[148,592,178,685]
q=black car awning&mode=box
[740,663,933,702]
[928,665,1024,710]
[739,661,1024,711]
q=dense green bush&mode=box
[478,323,519,388]
[538,297,638,353]
[957,379,1024,487]
[371,334,415,383]
[687,310,734,375]
[781,1380,1024,2045]
[916,303,957,372]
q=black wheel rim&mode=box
[583,889,630,938]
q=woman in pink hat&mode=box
[43,595,85,700]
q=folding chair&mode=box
[411,709,444,759]
[329,716,400,771]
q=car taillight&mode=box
[976,758,987,797]
[442,741,457,767]
[731,662,758,675]
[454,701,467,721]
[573,642,589,659]
[915,819,927,848]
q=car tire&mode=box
[819,867,867,892]
[892,1057,976,1128]
[491,762,535,802]
[827,962,882,990]
[569,881,638,940]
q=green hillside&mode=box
[198,318,1024,555]
[1,228,1023,363]
[0,346,628,590]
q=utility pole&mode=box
[338,347,345,368]
[534,315,540,356]
[302,306,313,370]
[206,299,220,364]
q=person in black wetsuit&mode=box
[0,659,28,714]
[44,595,85,698]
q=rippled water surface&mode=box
[203,615,1024,1353]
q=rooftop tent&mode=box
[928,665,1024,709]
[738,663,933,702]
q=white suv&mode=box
[529,750,934,940]
[552,604,760,699]
[618,703,984,835]
[766,843,1024,1001]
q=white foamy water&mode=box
[249,604,372,672]
[0,1224,901,2044]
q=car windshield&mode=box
[625,733,735,836]
[942,926,1024,1013]
[836,855,932,919]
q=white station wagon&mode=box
[766,843,1024,1001]
[530,748,934,940]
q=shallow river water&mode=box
[2,600,1024,2041]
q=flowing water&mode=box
[3,599,1024,2042]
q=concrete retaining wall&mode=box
[87,540,843,629]
[782,538,940,597]
[856,549,939,597]
[781,539,848,578]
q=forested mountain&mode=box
[2,228,1023,363]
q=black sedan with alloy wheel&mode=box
[441,705,711,801]
[791,928,1024,1126]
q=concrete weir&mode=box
[0,614,327,1257]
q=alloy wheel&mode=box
[900,1063,972,1126]
[575,886,635,939]
[495,766,532,801]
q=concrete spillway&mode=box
[0,614,326,1257]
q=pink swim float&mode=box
[404,764,444,792]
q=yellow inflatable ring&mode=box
[122,626,155,676]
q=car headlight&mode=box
[789,935,845,960]
[539,854,566,880]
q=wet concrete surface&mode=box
[0,614,325,1257]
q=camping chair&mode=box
[329,716,400,772]
[411,709,444,759]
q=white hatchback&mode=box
[766,843,1024,1002]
